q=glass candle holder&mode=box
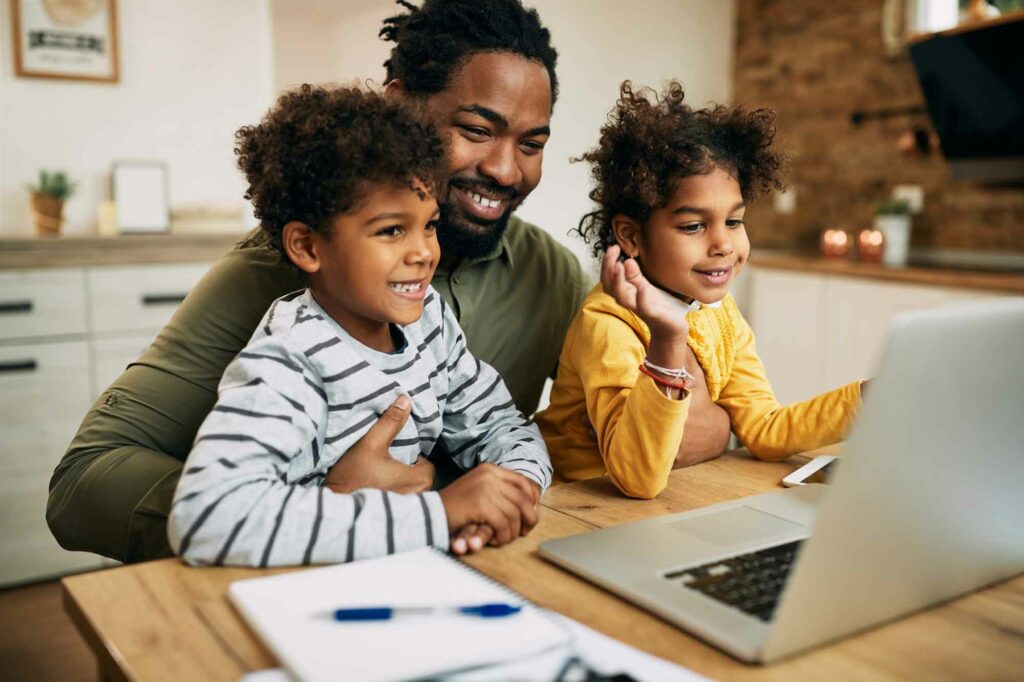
[858,228,885,263]
[821,229,851,258]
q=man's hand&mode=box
[673,344,731,467]
[324,395,435,494]
[439,464,538,550]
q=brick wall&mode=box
[733,0,1024,253]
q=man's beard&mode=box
[436,180,519,260]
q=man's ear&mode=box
[282,222,321,275]
[611,215,642,259]
[383,79,407,98]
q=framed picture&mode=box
[113,161,170,234]
[11,0,119,83]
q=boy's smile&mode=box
[617,166,750,305]
[286,180,440,353]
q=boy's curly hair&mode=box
[234,84,447,259]
[574,81,787,257]
[380,0,559,106]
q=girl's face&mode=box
[614,166,750,305]
[291,180,440,352]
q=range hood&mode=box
[909,17,1024,184]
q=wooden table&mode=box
[63,449,1024,681]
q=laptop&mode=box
[539,298,1024,663]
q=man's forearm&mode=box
[675,403,732,467]
[48,446,183,562]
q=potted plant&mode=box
[26,170,76,237]
[873,198,911,266]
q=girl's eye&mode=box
[678,223,705,234]
[425,220,439,233]
[377,225,402,237]
[727,219,746,229]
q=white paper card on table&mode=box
[229,548,570,682]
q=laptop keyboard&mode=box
[663,540,804,622]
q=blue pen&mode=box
[325,602,522,621]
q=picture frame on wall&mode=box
[11,0,119,83]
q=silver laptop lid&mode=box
[763,297,1024,662]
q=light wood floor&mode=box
[0,579,96,682]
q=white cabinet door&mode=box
[87,262,213,334]
[821,277,1009,390]
[746,268,828,405]
[0,268,87,341]
[0,340,103,586]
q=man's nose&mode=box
[477,139,522,189]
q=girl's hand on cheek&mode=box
[601,246,690,342]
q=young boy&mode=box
[168,85,550,567]
[537,81,863,499]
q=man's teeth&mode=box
[389,282,422,293]
[470,192,501,209]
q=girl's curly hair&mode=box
[235,84,447,259]
[574,81,787,257]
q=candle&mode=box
[821,229,850,258]
[858,228,884,262]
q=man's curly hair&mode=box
[575,81,787,257]
[235,84,447,260]
[380,0,559,106]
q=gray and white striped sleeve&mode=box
[438,302,553,492]
[167,334,449,567]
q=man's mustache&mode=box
[448,178,518,202]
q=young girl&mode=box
[537,81,863,499]
[168,86,548,566]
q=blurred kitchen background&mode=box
[0,0,1022,588]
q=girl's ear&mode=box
[611,214,642,259]
[383,79,407,98]
[282,222,321,275]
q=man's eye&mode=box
[459,126,489,140]
[727,219,746,229]
[678,223,705,234]
[377,225,402,237]
[521,140,546,154]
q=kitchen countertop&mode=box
[0,233,243,269]
[752,250,1024,295]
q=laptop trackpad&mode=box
[670,506,802,547]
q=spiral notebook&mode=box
[229,548,571,682]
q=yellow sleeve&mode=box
[717,314,862,461]
[572,307,691,498]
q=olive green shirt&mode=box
[47,216,588,563]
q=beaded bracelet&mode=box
[642,358,696,390]
[638,364,690,391]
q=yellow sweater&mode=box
[536,284,862,499]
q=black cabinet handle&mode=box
[0,300,33,314]
[0,360,37,373]
[141,293,187,306]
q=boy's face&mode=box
[624,166,750,305]
[423,51,552,259]
[307,181,440,348]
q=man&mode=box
[47,0,731,563]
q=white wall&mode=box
[0,0,275,236]
[272,0,736,274]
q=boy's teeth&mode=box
[471,192,500,209]
[389,282,422,293]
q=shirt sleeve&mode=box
[437,300,553,492]
[572,306,691,499]
[167,335,449,567]
[47,240,301,563]
[716,313,862,461]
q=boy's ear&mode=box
[282,221,321,275]
[383,79,407,98]
[611,214,642,259]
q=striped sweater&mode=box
[168,287,552,567]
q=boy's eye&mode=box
[678,223,705,234]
